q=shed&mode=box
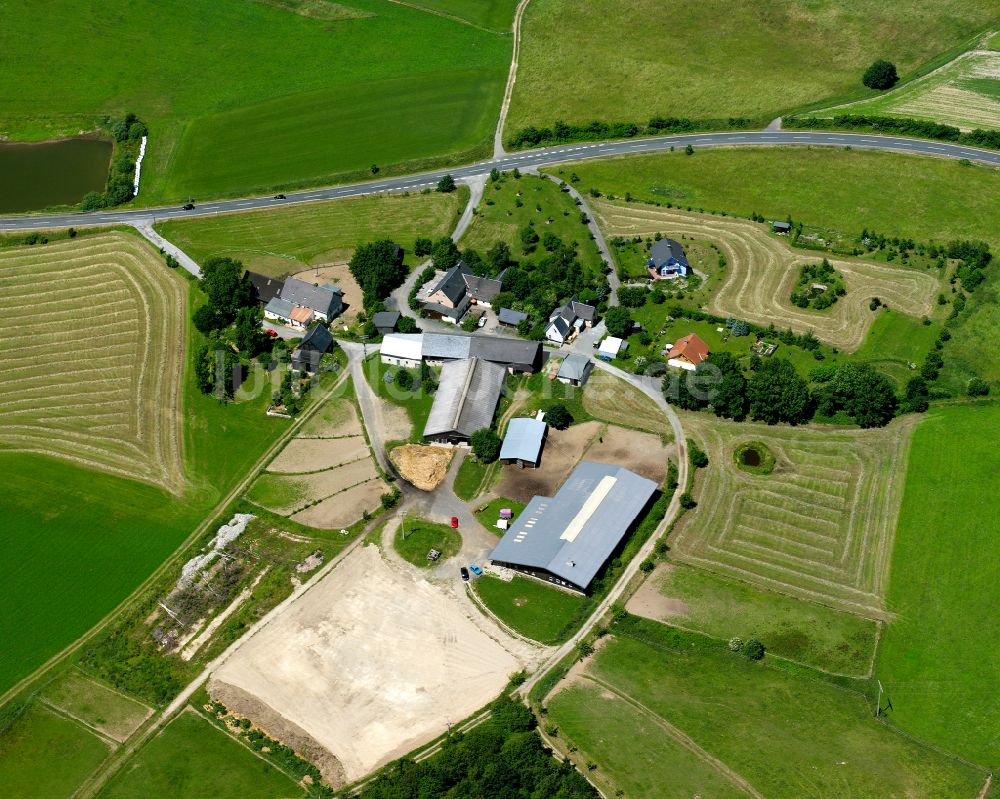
[499,417,547,468]
[372,310,401,335]
[771,221,792,234]
[557,353,593,386]
[597,336,625,361]
[498,308,528,327]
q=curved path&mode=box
[2,130,997,231]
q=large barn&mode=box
[422,358,507,445]
[489,461,658,593]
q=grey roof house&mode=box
[469,336,542,373]
[423,358,507,444]
[557,353,593,386]
[546,296,597,344]
[280,277,343,320]
[499,417,547,468]
[372,310,401,334]
[246,271,282,306]
[489,461,657,592]
[463,271,504,306]
[291,324,333,372]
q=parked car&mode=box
[274,193,287,199]
[460,567,470,581]
[264,328,278,338]
[470,564,482,576]
[182,203,195,210]
[450,516,459,528]
[477,314,487,328]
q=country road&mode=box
[2,130,998,231]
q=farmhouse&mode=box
[557,353,593,386]
[291,324,333,373]
[489,461,657,592]
[498,308,528,328]
[372,310,400,335]
[380,333,423,368]
[264,276,343,328]
[666,332,709,371]
[419,261,507,321]
[647,238,689,279]
[463,272,504,307]
[499,417,547,468]
[546,296,597,345]
[246,271,282,306]
[423,358,507,445]
[379,332,541,373]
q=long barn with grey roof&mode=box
[489,462,657,592]
[423,358,507,444]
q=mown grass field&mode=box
[549,148,1000,251]
[1,0,510,201]
[391,0,518,31]
[42,669,152,743]
[156,191,465,278]
[507,0,996,132]
[581,369,674,439]
[474,574,586,643]
[633,563,878,675]
[97,709,303,799]
[671,414,914,618]
[548,620,988,799]
[876,404,1000,767]
[394,519,461,568]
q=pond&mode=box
[740,448,761,467]
[0,137,112,213]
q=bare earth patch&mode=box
[298,396,362,438]
[585,425,669,484]
[389,444,455,490]
[293,263,363,323]
[267,436,369,473]
[292,478,386,528]
[626,564,690,621]
[209,545,539,787]
[496,421,602,503]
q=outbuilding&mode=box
[423,358,507,445]
[291,324,333,373]
[498,417,547,468]
[380,333,423,368]
[372,311,401,335]
[596,336,626,361]
[557,353,593,386]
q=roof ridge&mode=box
[451,358,479,430]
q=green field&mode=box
[156,191,465,278]
[393,519,462,567]
[1,0,510,201]
[507,0,996,132]
[853,310,942,368]
[42,669,151,743]
[401,0,519,30]
[97,710,302,799]
[940,269,1000,391]
[473,496,526,533]
[474,574,587,643]
[640,563,878,675]
[453,455,492,500]
[555,619,988,798]
[876,404,1000,767]
[0,703,111,798]
[550,148,1000,250]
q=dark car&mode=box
[460,567,470,581]
[182,203,195,210]
[274,194,287,200]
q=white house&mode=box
[380,333,423,368]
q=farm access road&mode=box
[1,131,998,232]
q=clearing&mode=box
[0,232,186,492]
[506,0,996,132]
[583,425,669,485]
[670,413,915,618]
[389,444,455,490]
[591,201,939,351]
[41,668,153,743]
[582,369,674,438]
[209,544,539,788]
[393,518,462,567]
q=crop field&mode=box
[506,0,997,132]
[548,148,1000,251]
[592,201,939,351]
[670,414,914,619]
[2,0,510,201]
[876,404,1000,767]
[0,232,186,492]
[156,191,465,279]
[823,50,1000,130]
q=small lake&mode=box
[0,137,113,213]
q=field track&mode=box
[671,413,917,619]
[0,233,186,492]
[593,201,939,351]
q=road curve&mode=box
[2,131,997,231]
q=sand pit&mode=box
[390,444,455,490]
[298,397,362,438]
[292,479,386,528]
[584,425,670,484]
[209,545,537,786]
[496,421,602,503]
[268,436,370,474]
[293,263,362,322]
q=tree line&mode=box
[80,113,149,210]
[789,114,1000,151]
[508,115,757,149]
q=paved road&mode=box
[3,131,997,232]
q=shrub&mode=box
[639,558,655,573]
[688,442,709,468]
[968,377,990,397]
[470,428,501,463]
[544,402,573,430]
[862,59,898,90]
[436,174,456,192]
[394,368,414,390]
[679,492,697,509]
[741,638,766,660]
[616,285,648,308]
[728,636,743,652]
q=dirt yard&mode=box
[626,564,690,621]
[390,444,454,490]
[292,479,386,528]
[584,425,671,484]
[298,397,362,438]
[496,421,602,503]
[209,545,540,787]
[292,263,363,323]
[268,436,370,473]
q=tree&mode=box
[413,236,433,256]
[394,368,414,390]
[193,342,214,394]
[704,352,748,421]
[192,304,221,335]
[902,376,930,413]
[741,638,765,660]
[684,143,694,155]
[470,428,501,463]
[688,441,709,468]
[430,236,462,270]
[968,377,990,397]
[545,403,572,430]
[436,174,456,192]
[396,315,418,334]
[348,239,408,310]
[519,224,539,253]
[748,359,811,425]
[234,307,267,356]
[862,59,899,90]
[604,306,632,338]
[616,286,647,308]
[679,492,697,509]
[199,256,255,324]
[486,241,512,277]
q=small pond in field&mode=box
[0,137,112,213]
[740,448,761,466]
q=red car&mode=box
[265,328,278,338]
[450,516,459,528]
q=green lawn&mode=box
[585,620,988,798]
[402,0,519,30]
[649,563,879,676]
[42,670,151,742]
[519,371,595,429]
[876,404,1000,767]
[453,455,492,501]
[547,682,751,799]
[97,710,302,799]
[156,191,465,278]
[507,0,995,132]
[473,496,525,534]
[364,355,436,442]
[0,703,111,798]
[393,519,462,567]
[474,575,587,643]
[1,0,509,201]
[551,148,1000,251]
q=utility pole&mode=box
[876,679,884,717]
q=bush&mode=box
[862,59,898,90]
[394,368,414,390]
[544,402,572,430]
[470,428,501,463]
[968,377,990,397]
[639,558,655,573]
[413,236,432,256]
[396,315,418,334]
[688,442,709,468]
[728,636,743,652]
[616,285,648,308]
[679,492,697,509]
[436,174,456,193]
[741,638,766,660]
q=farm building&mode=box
[423,358,507,444]
[498,308,528,328]
[665,333,709,371]
[546,296,597,345]
[372,311,401,335]
[596,336,626,361]
[770,221,792,234]
[264,276,343,328]
[647,238,689,279]
[499,417,547,468]
[469,336,541,373]
[291,324,333,373]
[380,333,423,368]
[246,271,282,306]
[557,353,593,386]
[489,461,657,593]
[264,297,295,325]
[464,272,505,307]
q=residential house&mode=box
[264,276,343,328]
[557,353,593,386]
[647,238,689,279]
[463,271,505,307]
[372,310,401,335]
[291,324,333,373]
[665,332,709,371]
[498,417,547,468]
[246,271,282,306]
[421,262,473,323]
[545,296,597,344]
[423,358,506,445]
